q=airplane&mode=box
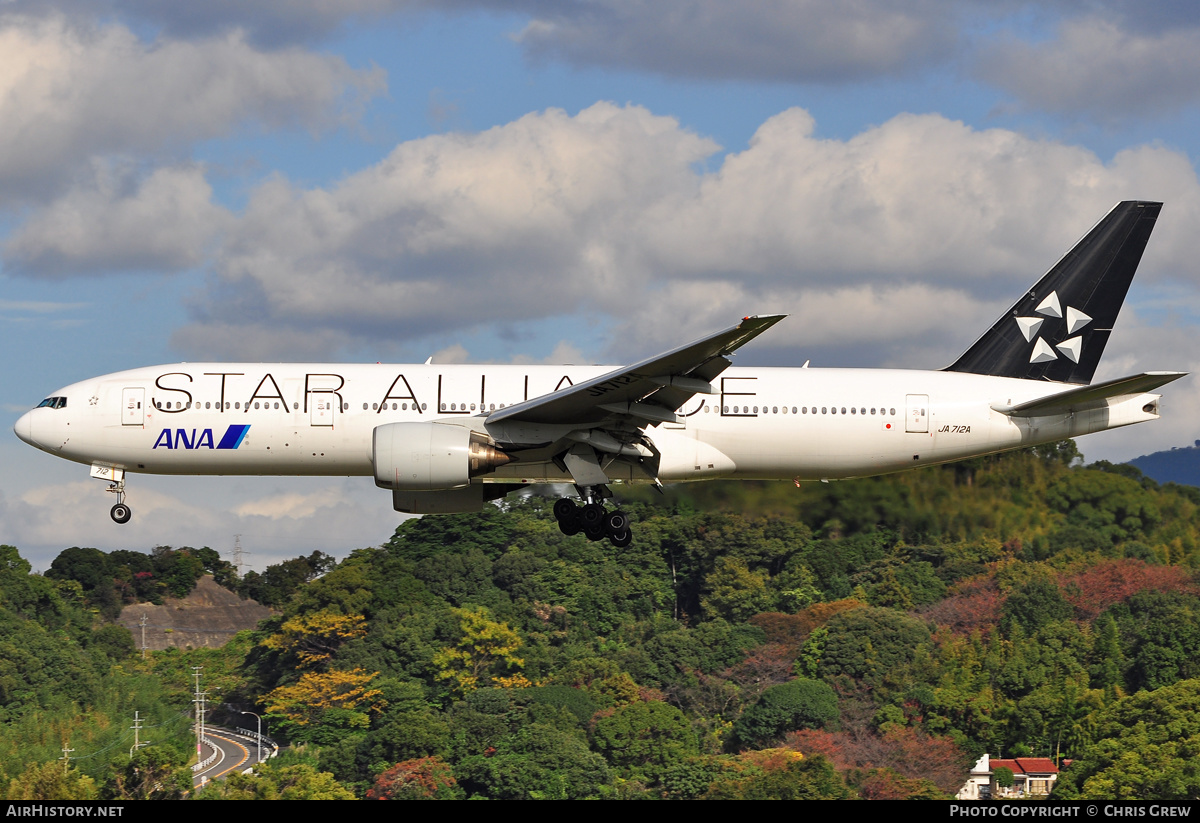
[13,201,1186,548]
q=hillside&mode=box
[116,576,273,651]
[8,442,1200,799]
[1128,441,1200,487]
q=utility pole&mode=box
[130,711,147,758]
[191,667,206,763]
[139,613,148,659]
[60,747,73,773]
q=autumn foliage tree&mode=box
[432,606,528,695]
[263,609,368,669]
[265,668,383,741]
[367,756,461,800]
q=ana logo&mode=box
[1013,291,1091,365]
[153,425,250,450]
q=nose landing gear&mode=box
[553,487,632,547]
[107,479,131,524]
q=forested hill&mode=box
[6,442,1200,799]
[1128,441,1200,488]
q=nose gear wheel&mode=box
[106,479,132,524]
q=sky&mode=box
[4,0,1200,571]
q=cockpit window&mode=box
[36,397,67,409]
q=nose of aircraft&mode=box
[14,411,33,446]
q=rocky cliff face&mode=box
[118,576,274,651]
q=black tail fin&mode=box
[945,200,1161,384]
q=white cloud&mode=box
[0,474,404,573]
[0,14,384,203]
[170,103,1200,366]
[978,17,1200,119]
[515,0,957,82]
[4,163,232,276]
[174,102,718,355]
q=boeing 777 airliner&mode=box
[14,201,1185,547]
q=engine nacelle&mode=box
[373,422,512,491]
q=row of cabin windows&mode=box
[154,400,505,412]
[152,400,899,417]
[707,405,898,416]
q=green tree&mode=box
[733,679,839,747]
[704,752,851,800]
[197,762,356,799]
[5,762,97,800]
[590,700,698,782]
[103,747,191,800]
[1003,579,1072,632]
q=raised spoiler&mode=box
[990,372,1187,417]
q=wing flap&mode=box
[992,371,1187,417]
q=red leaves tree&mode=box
[1061,559,1195,621]
[367,756,459,800]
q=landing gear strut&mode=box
[107,479,131,524]
[553,486,632,547]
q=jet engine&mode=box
[373,422,513,491]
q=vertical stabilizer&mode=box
[945,201,1161,384]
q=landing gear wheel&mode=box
[553,498,578,522]
[110,503,132,524]
[581,503,605,528]
[605,510,629,534]
[609,530,632,548]
[558,515,582,536]
[584,522,607,542]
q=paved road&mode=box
[193,727,271,789]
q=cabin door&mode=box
[121,388,145,427]
[905,394,929,433]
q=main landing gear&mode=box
[553,487,632,548]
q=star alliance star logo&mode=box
[1013,291,1090,364]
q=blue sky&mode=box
[4,1,1200,570]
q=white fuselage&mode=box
[14,362,1163,485]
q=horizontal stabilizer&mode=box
[992,371,1187,417]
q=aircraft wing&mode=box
[487,315,786,428]
[992,371,1187,417]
